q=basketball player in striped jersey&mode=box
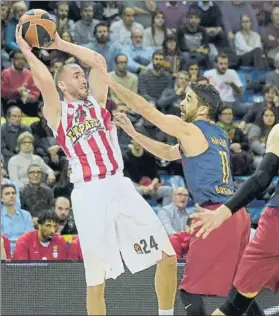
[15,25,177,316]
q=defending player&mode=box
[188,123,279,316]
[105,76,258,315]
[15,25,177,316]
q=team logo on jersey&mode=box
[52,245,58,259]
[134,243,143,254]
[67,119,104,144]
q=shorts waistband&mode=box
[73,170,123,188]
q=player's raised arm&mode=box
[191,123,279,239]
[115,113,181,161]
[15,25,61,130]
[103,74,196,139]
[49,33,108,108]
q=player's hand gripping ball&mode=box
[19,9,56,48]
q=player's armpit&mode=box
[266,123,279,158]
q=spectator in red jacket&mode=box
[68,236,83,260]
[13,210,67,260]
[1,234,11,260]
[1,51,40,117]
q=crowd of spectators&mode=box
[1,0,279,261]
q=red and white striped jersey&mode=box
[51,95,123,183]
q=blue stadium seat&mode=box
[237,70,248,91]
[169,175,185,188]
[249,70,268,82]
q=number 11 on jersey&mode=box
[219,151,230,184]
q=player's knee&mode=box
[158,252,177,270]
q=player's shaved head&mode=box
[54,63,83,86]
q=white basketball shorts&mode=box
[71,172,175,286]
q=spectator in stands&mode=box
[13,210,67,260]
[109,54,138,106]
[251,1,277,28]
[138,50,173,104]
[95,1,123,24]
[74,2,100,46]
[157,71,189,116]
[1,51,40,116]
[122,27,153,74]
[157,187,192,236]
[49,58,64,77]
[247,108,277,168]
[1,3,11,69]
[30,103,65,171]
[21,164,54,224]
[162,34,187,77]
[1,234,11,260]
[189,1,228,50]
[110,103,132,152]
[53,197,77,235]
[144,10,169,50]
[123,139,173,206]
[68,236,83,260]
[110,8,144,47]
[1,106,30,165]
[203,53,244,117]
[219,1,258,43]
[216,106,252,176]
[8,132,56,191]
[84,22,120,72]
[266,52,279,86]
[52,160,73,201]
[159,1,188,31]
[5,1,27,52]
[235,15,268,70]
[54,2,75,38]
[187,60,200,82]
[1,184,34,253]
[123,1,157,28]
[261,7,279,61]
[1,159,21,209]
[177,10,212,69]
[240,85,279,129]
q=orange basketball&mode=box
[20,9,56,48]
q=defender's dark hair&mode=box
[190,83,222,121]
[37,210,60,225]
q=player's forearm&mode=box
[108,78,152,116]
[225,152,279,214]
[59,40,107,70]
[23,50,54,91]
[132,131,175,161]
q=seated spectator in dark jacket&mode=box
[30,103,65,171]
[247,108,277,168]
[52,160,73,201]
[1,106,30,166]
[261,7,279,61]
[123,139,173,206]
[162,34,187,78]
[177,10,211,69]
[240,85,279,130]
[216,106,252,176]
[189,1,228,49]
[53,197,77,235]
[266,52,279,86]
[13,210,67,260]
[1,51,40,116]
[138,50,173,105]
[157,71,190,116]
[21,164,54,225]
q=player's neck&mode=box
[4,205,16,215]
[193,114,209,122]
[63,93,82,102]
